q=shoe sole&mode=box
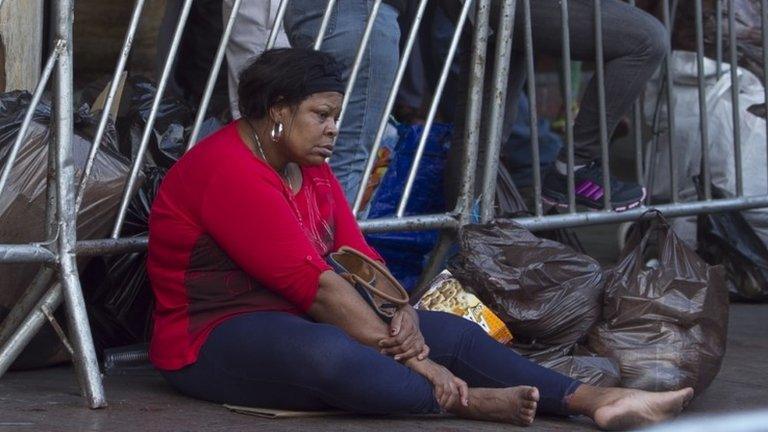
[541,187,647,213]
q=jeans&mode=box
[444,0,669,204]
[161,310,580,415]
[284,0,401,203]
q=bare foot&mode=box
[453,386,540,426]
[591,387,694,430]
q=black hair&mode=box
[237,48,345,120]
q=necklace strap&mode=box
[245,119,294,192]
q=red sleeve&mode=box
[200,163,330,312]
[326,164,383,262]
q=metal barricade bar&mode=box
[397,0,476,218]
[352,0,430,215]
[560,0,577,212]
[716,0,723,77]
[694,0,712,200]
[78,0,147,211]
[336,0,383,137]
[522,0,542,218]
[110,0,194,238]
[763,0,768,193]
[729,0,744,197]
[594,0,612,210]
[0,44,60,196]
[662,0,679,203]
[187,0,243,150]
[479,0,517,223]
[266,0,289,50]
[314,0,338,50]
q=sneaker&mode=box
[541,160,646,212]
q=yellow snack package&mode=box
[415,270,513,344]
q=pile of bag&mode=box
[0,91,131,368]
[444,214,729,393]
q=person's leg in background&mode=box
[223,0,291,120]
[525,0,669,211]
[284,1,401,203]
[441,0,526,211]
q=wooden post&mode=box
[0,0,44,92]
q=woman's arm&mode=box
[307,270,391,347]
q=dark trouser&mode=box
[444,0,668,204]
[161,310,580,415]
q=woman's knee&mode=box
[419,310,488,343]
[633,14,670,65]
[300,325,369,385]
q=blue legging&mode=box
[161,310,580,415]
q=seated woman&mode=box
[147,48,692,429]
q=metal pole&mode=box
[53,0,107,408]
[695,0,711,200]
[186,0,244,150]
[594,0,611,210]
[0,267,55,350]
[628,0,644,187]
[397,0,478,218]
[513,195,768,232]
[0,245,57,263]
[729,0,743,197]
[336,0,383,134]
[76,0,147,211]
[560,0,577,212]
[266,0,289,50]
[0,46,60,197]
[75,237,149,256]
[523,0,543,217]
[110,0,194,238]
[716,0,723,78]
[662,0,678,203]
[455,0,490,222]
[0,284,62,378]
[479,0,516,223]
[763,0,768,193]
[314,0,338,50]
[352,0,430,216]
[360,213,459,233]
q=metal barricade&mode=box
[0,0,767,408]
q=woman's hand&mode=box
[378,305,429,362]
[407,359,469,411]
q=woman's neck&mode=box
[238,118,289,173]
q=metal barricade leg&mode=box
[53,0,106,408]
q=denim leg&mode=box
[284,0,401,203]
[161,312,440,414]
[418,310,581,415]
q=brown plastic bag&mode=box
[513,342,621,387]
[448,219,604,347]
[588,214,728,393]
[0,91,131,369]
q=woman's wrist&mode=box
[404,357,437,380]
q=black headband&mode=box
[300,61,346,97]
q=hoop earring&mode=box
[271,122,284,142]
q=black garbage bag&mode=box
[448,219,604,347]
[82,168,164,354]
[116,77,195,168]
[697,184,768,302]
[588,214,728,393]
[513,342,621,387]
[0,90,131,369]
